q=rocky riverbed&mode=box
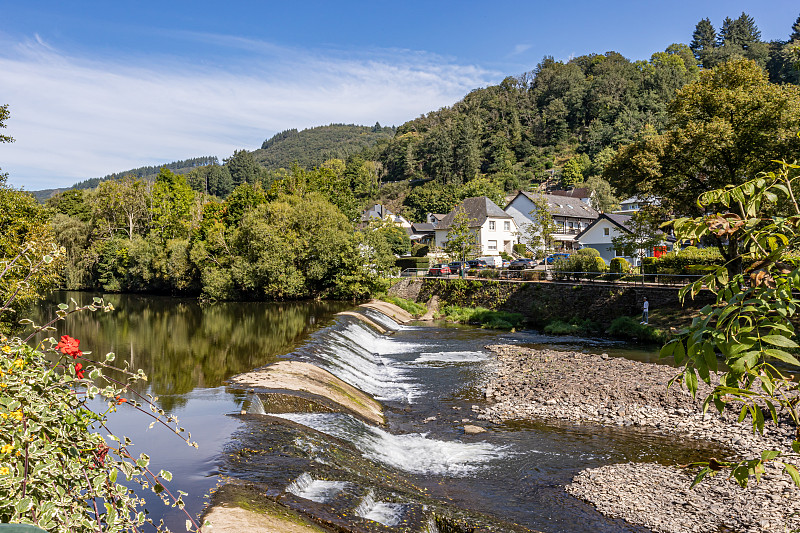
[475,345,800,533]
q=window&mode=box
[604,227,610,236]
[488,221,496,231]
[504,221,510,231]
[488,240,497,251]
[568,222,574,228]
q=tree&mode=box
[664,162,800,488]
[524,192,558,257]
[224,149,260,187]
[92,176,151,239]
[610,210,666,264]
[0,104,13,181]
[690,18,717,67]
[443,208,478,262]
[605,58,800,274]
[792,13,800,42]
[150,168,194,242]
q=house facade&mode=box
[360,204,411,229]
[434,197,518,256]
[505,191,599,254]
[576,213,671,265]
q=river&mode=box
[32,292,717,533]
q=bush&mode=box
[552,251,607,280]
[522,270,542,281]
[382,295,427,317]
[513,243,527,255]
[395,257,430,271]
[543,318,603,336]
[606,316,667,343]
[478,269,500,279]
[411,243,429,257]
[610,257,631,274]
[440,305,525,330]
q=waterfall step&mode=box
[335,311,389,334]
[359,300,415,323]
[230,361,385,425]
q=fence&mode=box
[398,267,703,287]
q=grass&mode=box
[381,295,427,317]
[542,318,603,336]
[439,305,525,331]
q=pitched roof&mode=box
[515,191,599,219]
[550,188,591,199]
[437,196,511,230]
[411,222,435,233]
[575,213,632,240]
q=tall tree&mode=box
[224,149,259,187]
[605,58,800,273]
[150,168,194,241]
[792,13,800,42]
[524,192,558,257]
[690,18,717,67]
[443,208,478,262]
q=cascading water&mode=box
[361,308,405,331]
[274,412,509,476]
[246,393,266,415]
[411,350,489,365]
[354,489,406,527]
[300,320,420,402]
[285,472,352,503]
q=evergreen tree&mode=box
[690,18,717,67]
[224,149,260,187]
[791,13,800,42]
[718,16,736,47]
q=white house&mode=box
[359,204,412,230]
[505,191,599,254]
[613,196,661,216]
[434,197,518,256]
[576,213,671,265]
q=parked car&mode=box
[448,261,469,272]
[509,258,536,270]
[501,259,510,269]
[428,263,452,277]
[543,253,570,265]
[466,259,489,269]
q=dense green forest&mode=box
[253,123,396,170]
[4,11,799,301]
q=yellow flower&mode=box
[0,466,9,475]
[13,359,24,369]
[0,383,5,389]
[1,444,12,454]
[11,410,22,422]
[1,346,11,354]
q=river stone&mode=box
[463,424,487,434]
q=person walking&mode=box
[641,297,649,324]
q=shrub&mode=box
[440,305,524,330]
[610,257,631,274]
[522,270,542,281]
[382,295,427,317]
[411,243,429,257]
[0,246,201,532]
[513,243,527,255]
[606,316,667,343]
[395,257,430,271]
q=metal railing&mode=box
[398,267,704,287]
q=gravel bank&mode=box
[475,345,800,533]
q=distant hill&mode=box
[252,123,395,170]
[30,156,219,202]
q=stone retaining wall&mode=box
[390,278,714,326]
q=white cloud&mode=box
[511,44,532,56]
[0,35,496,189]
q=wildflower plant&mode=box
[0,244,203,531]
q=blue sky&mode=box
[1,1,798,189]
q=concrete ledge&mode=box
[335,311,387,334]
[229,361,384,426]
[359,300,414,324]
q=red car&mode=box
[428,264,452,277]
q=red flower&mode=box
[116,397,127,405]
[95,443,109,465]
[74,363,84,379]
[56,335,82,359]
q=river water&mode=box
[32,293,720,533]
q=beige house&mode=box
[434,197,518,256]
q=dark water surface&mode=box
[31,293,723,533]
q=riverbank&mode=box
[475,345,800,533]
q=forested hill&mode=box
[31,156,218,202]
[252,123,395,170]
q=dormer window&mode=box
[489,221,496,231]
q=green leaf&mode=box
[762,335,799,348]
[761,450,781,461]
[785,463,800,487]
[685,368,698,397]
[703,345,717,373]
[690,466,711,488]
[763,348,800,367]
[793,440,800,454]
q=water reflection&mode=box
[32,292,350,411]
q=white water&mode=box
[362,309,404,331]
[246,394,266,415]
[310,322,420,402]
[286,472,351,503]
[354,489,406,526]
[412,351,489,364]
[275,413,509,477]
[339,322,421,354]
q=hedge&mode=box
[396,257,430,270]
